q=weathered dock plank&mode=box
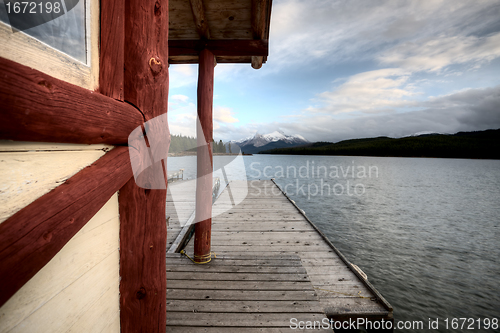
[167,289,319,301]
[167,312,326,326]
[166,328,331,333]
[212,221,314,231]
[167,257,303,266]
[178,180,392,324]
[167,300,324,313]
[166,253,328,331]
[167,280,317,291]
[167,265,306,274]
[165,180,393,331]
[166,272,310,282]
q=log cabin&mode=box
[0,0,272,332]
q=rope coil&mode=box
[180,250,217,264]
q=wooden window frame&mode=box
[0,0,100,90]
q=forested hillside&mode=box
[260,129,500,159]
[169,134,232,154]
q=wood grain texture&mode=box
[251,56,263,69]
[165,254,329,330]
[124,0,169,121]
[166,328,330,333]
[0,57,143,145]
[169,39,268,57]
[0,194,120,333]
[169,55,256,64]
[167,0,272,67]
[189,0,211,39]
[251,0,267,39]
[251,0,270,69]
[118,178,167,333]
[196,49,214,149]
[194,49,214,262]
[99,0,125,99]
[0,149,107,223]
[168,290,318,302]
[167,300,324,313]
[6,251,119,333]
[121,0,169,331]
[0,147,132,307]
[0,141,113,152]
[167,312,325,326]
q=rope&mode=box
[180,250,217,264]
[314,287,373,299]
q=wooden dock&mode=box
[166,253,331,332]
[166,180,393,331]
[166,180,196,251]
[167,169,184,183]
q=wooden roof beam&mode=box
[251,0,270,69]
[169,39,268,57]
[189,0,211,40]
[251,56,264,70]
[252,0,267,40]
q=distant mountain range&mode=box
[259,128,500,159]
[231,130,309,154]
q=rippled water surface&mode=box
[169,155,500,332]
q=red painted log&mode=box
[124,1,169,121]
[118,177,168,332]
[168,39,268,57]
[99,0,125,99]
[0,146,132,307]
[0,57,143,145]
[194,49,215,263]
[120,0,169,332]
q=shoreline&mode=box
[168,152,252,157]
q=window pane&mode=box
[0,0,86,63]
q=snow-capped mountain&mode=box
[402,131,445,138]
[231,130,309,153]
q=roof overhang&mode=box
[168,0,272,69]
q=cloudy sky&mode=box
[168,0,500,142]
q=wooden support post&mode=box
[99,0,124,100]
[194,49,215,263]
[119,0,169,332]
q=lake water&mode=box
[168,155,500,332]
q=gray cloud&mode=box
[270,0,500,69]
[170,1,500,144]
[214,86,500,143]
